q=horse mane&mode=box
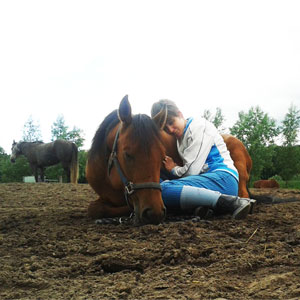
[19,141,44,145]
[88,109,120,160]
[130,114,162,155]
[88,110,162,160]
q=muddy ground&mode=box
[0,183,299,300]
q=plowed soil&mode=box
[0,183,300,299]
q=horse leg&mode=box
[40,167,45,182]
[88,197,131,219]
[31,165,39,183]
[62,164,70,182]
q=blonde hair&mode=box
[151,99,180,124]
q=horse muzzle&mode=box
[140,206,167,225]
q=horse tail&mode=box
[70,143,79,184]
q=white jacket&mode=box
[171,117,238,180]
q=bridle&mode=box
[107,125,162,210]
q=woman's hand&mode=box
[163,156,177,172]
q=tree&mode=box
[0,155,31,182]
[230,106,279,179]
[48,115,85,182]
[51,115,69,140]
[22,115,42,142]
[274,104,300,182]
[281,104,300,146]
[0,146,5,155]
[78,150,88,183]
[67,126,85,149]
[273,145,300,184]
[202,107,225,131]
[51,115,85,149]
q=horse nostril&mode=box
[142,207,166,225]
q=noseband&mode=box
[107,125,162,210]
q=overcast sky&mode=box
[1,0,300,154]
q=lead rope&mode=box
[95,212,135,225]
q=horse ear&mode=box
[118,95,132,124]
[152,105,167,130]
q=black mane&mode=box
[88,109,120,159]
[130,114,162,155]
[88,111,162,160]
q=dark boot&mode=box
[194,206,214,219]
[216,195,255,220]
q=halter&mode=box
[107,125,162,210]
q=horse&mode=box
[253,179,279,188]
[86,95,166,225]
[152,110,252,198]
[10,140,78,183]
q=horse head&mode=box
[10,140,21,163]
[108,95,167,224]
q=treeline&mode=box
[1,104,300,187]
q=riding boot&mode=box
[215,195,255,220]
[194,206,214,219]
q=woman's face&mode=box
[164,112,187,139]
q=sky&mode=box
[1,0,300,154]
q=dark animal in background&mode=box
[86,95,166,225]
[11,140,78,183]
[253,179,280,188]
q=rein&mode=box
[107,125,162,210]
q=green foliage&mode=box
[78,150,88,183]
[67,126,85,149]
[51,114,69,140]
[230,106,279,179]
[51,115,85,149]
[280,104,300,146]
[202,107,225,130]
[273,146,300,182]
[44,165,66,182]
[0,155,31,182]
[0,146,5,155]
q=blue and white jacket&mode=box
[171,117,239,181]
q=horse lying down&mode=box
[86,96,254,225]
[253,179,279,188]
[86,95,166,225]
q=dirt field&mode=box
[0,183,300,300]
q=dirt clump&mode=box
[0,183,300,299]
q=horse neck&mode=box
[19,142,35,157]
[161,131,182,165]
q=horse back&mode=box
[35,140,74,167]
[222,134,252,197]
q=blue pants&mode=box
[161,171,239,211]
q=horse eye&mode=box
[124,152,134,161]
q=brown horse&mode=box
[253,179,279,188]
[86,96,166,225]
[11,140,78,183]
[153,111,252,198]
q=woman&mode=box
[151,99,254,219]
